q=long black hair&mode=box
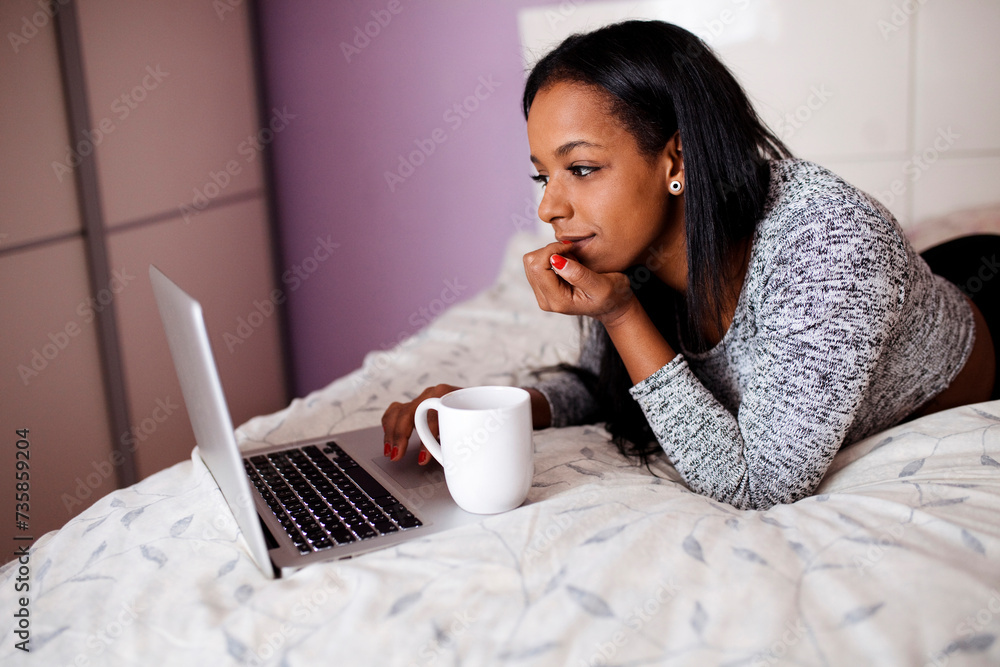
[523,20,792,463]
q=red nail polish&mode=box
[418,450,429,465]
[550,254,567,270]
[391,445,399,459]
[384,442,391,457]
[561,239,572,245]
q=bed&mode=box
[3,231,1000,666]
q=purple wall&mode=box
[258,0,543,395]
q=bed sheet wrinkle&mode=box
[2,231,999,665]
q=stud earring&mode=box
[669,180,683,194]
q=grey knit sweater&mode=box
[530,159,975,510]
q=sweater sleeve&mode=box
[527,321,605,428]
[629,203,908,510]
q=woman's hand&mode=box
[381,385,554,464]
[381,384,461,464]
[523,241,636,327]
[524,241,677,385]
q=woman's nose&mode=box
[537,180,571,224]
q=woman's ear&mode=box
[663,131,684,193]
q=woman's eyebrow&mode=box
[555,140,603,157]
[530,140,605,165]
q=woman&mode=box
[381,20,996,510]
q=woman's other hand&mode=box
[381,384,461,464]
[381,385,554,464]
[523,241,636,327]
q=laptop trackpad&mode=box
[369,454,446,490]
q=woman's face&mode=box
[526,81,683,276]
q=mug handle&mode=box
[413,397,445,465]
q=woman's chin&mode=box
[581,258,624,275]
[572,244,629,275]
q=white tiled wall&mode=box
[518,0,1000,233]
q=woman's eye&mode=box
[530,173,548,187]
[570,165,598,177]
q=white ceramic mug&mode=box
[414,386,534,514]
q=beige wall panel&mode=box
[107,197,287,479]
[0,0,82,247]
[75,0,265,226]
[0,239,116,538]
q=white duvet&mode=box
[3,233,999,666]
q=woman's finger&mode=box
[381,384,459,462]
[381,401,410,460]
[523,242,576,310]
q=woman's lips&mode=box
[560,235,595,253]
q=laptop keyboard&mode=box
[244,442,422,554]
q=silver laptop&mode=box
[150,265,480,578]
